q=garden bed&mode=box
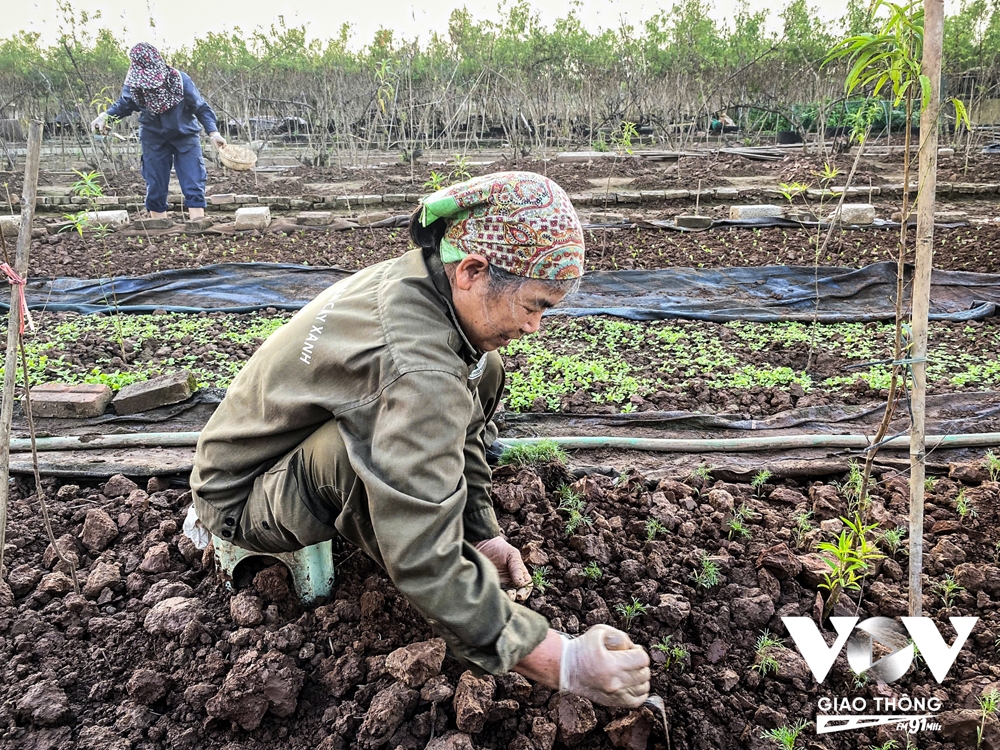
[1,454,998,749]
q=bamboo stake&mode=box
[0,120,42,579]
[909,0,944,618]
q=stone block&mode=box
[0,215,21,237]
[209,193,235,205]
[934,211,970,224]
[264,197,291,209]
[112,371,197,415]
[729,204,783,220]
[976,184,999,194]
[382,194,410,204]
[675,215,713,229]
[183,217,214,232]
[806,189,835,200]
[85,210,130,228]
[297,211,333,226]
[586,212,627,224]
[28,383,113,418]
[785,210,817,223]
[403,194,423,204]
[830,203,876,225]
[938,147,955,157]
[713,187,739,200]
[234,206,271,231]
[357,211,392,225]
[132,218,175,231]
[234,195,259,204]
[289,199,314,210]
[662,189,692,200]
[336,195,382,208]
[95,196,120,206]
[167,195,183,205]
[616,191,642,203]
[955,183,978,194]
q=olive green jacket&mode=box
[190,247,548,673]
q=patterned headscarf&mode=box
[420,171,585,280]
[125,43,184,115]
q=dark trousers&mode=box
[140,135,207,213]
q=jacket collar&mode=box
[422,247,482,365]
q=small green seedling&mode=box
[556,486,593,537]
[817,513,884,618]
[751,469,772,497]
[753,629,783,676]
[761,718,808,750]
[582,561,603,581]
[530,565,550,593]
[986,450,1000,482]
[977,688,1000,748]
[645,518,667,541]
[793,511,813,549]
[692,555,721,589]
[691,463,713,483]
[879,527,906,556]
[867,741,899,750]
[498,440,567,468]
[840,461,869,515]
[935,574,964,609]
[615,597,649,630]
[924,476,937,493]
[423,171,446,190]
[651,636,689,671]
[956,488,978,520]
[727,517,751,540]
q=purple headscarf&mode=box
[125,43,183,115]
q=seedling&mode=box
[879,527,906,556]
[498,440,567,468]
[867,742,898,750]
[530,566,550,593]
[977,688,999,748]
[761,718,808,750]
[615,597,649,630]
[935,575,964,609]
[839,461,869,515]
[423,171,446,191]
[956,488,977,520]
[924,476,937,493]
[651,636,689,671]
[556,486,593,537]
[751,469,772,497]
[793,511,813,549]
[727,517,751,540]
[816,162,841,185]
[645,518,667,541]
[986,450,1000,482]
[692,555,721,589]
[752,629,783,676]
[70,169,104,198]
[777,182,809,203]
[817,513,884,619]
[450,154,472,181]
[690,463,713,483]
[582,561,603,581]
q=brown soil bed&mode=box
[24,222,1000,280]
[1,462,998,749]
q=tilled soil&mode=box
[23,222,1000,280]
[1,462,998,749]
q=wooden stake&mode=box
[0,120,42,579]
[909,0,944,618]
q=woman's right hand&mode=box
[90,112,109,133]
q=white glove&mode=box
[476,536,533,601]
[209,132,227,148]
[559,624,651,708]
[182,504,210,550]
[91,112,109,133]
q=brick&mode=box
[296,211,334,226]
[934,211,970,223]
[289,199,314,209]
[586,212,627,224]
[615,191,642,203]
[975,184,999,194]
[84,210,130,228]
[830,203,876,225]
[209,193,236,205]
[382,194,410,204]
[132,218,175,231]
[234,195,259,204]
[234,206,271,231]
[729,204,783,220]
[0,215,21,237]
[182,217,214,232]
[806,189,836,200]
[95,196,120,206]
[28,383,112,418]
[675,214,713,229]
[336,195,382,208]
[713,187,739,200]
[265,197,291,209]
[938,147,955,157]
[112,371,197,415]
[357,211,392,225]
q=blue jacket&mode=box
[106,71,219,146]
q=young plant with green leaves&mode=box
[645,518,667,541]
[530,566,550,594]
[955,488,977,520]
[985,450,1000,482]
[582,561,602,581]
[692,555,722,589]
[879,526,907,556]
[615,597,649,630]
[423,171,446,191]
[498,440,567,468]
[793,510,813,549]
[761,718,808,750]
[752,629,784,676]
[651,636,689,671]
[817,513,885,619]
[977,688,999,748]
[751,469,772,497]
[556,486,593,537]
[935,575,964,609]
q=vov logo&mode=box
[783,616,977,684]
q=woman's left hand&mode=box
[475,536,533,602]
[209,131,227,148]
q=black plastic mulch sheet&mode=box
[2,260,997,322]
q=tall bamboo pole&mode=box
[0,120,43,579]
[909,0,943,618]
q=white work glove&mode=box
[560,624,651,708]
[475,536,532,602]
[182,504,210,550]
[209,131,227,149]
[91,112,109,133]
